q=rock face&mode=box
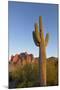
[10,52,35,65]
[12,54,20,64]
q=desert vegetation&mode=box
[9,56,58,88]
[9,62,39,88]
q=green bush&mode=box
[46,60,58,86]
[9,59,58,88]
[9,63,39,88]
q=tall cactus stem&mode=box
[32,16,49,86]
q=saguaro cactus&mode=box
[32,16,49,86]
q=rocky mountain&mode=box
[9,52,38,65]
[9,52,58,65]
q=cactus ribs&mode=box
[32,16,49,86]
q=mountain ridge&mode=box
[9,52,58,65]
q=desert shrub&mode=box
[46,60,58,86]
[9,59,58,88]
[16,63,39,87]
[17,81,35,88]
[9,63,39,88]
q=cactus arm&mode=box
[32,31,40,46]
[45,33,49,46]
[35,23,41,43]
[39,16,43,32]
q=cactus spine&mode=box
[33,16,49,86]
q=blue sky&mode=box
[8,1,58,58]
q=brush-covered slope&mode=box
[9,54,58,88]
[46,57,58,86]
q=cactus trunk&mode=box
[39,44,46,86]
[32,16,49,86]
[39,16,46,86]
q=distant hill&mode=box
[47,57,58,61]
